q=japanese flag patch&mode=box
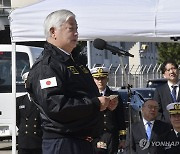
[40,77,57,89]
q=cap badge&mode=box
[174,104,180,110]
[97,68,103,73]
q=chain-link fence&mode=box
[93,64,180,88]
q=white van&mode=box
[0,44,43,140]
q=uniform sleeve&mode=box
[27,63,100,124]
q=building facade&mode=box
[90,41,158,73]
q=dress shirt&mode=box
[174,129,180,138]
[99,88,107,96]
[168,81,179,101]
[143,118,155,131]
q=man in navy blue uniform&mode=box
[157,102,180,154]
[16,72,42,154]
[90,67,126,154]
[26,10,113,154]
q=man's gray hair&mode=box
[44,9,75,39]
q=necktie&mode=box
[146,122,151,140]
[171,85,177,102]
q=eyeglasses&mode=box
[144,105,159,110]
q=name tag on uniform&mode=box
[40,77,57,89]
[19,105,25,109]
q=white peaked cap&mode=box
[90,66,109,78]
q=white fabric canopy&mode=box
[9,0,180,42]
[8,1,180,153]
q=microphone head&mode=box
[93,38,106,50]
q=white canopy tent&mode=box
[9,0,180,43]
[8,0,180,153]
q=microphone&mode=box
[93,38,134,57]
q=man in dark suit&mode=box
[125,99,170,154]
[157,102,180,154]
[16,72,42,154]
[154,60,179,123]
[90,66,126,154]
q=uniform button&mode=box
[26,118,28,121]
[104,128,107,131]
[104,121,107,124]
[25,131,28,134]
[34,118,37,121]
[34,125,37,127]
[34,132,37,134]
[104,114,107,117]
[25,125,28,127]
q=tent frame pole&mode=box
[12,42,17,154]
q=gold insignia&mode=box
[92,68,108,78]
[169,110,180,114]
[67,66,79,74]
[97,68,103,73]
[119,130,127,136]
[174,104,180,110]
[79,65,89,73]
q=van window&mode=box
[0,52,30,93]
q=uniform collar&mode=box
[44,42,71,62]
[174,129,180,137]
[99,87,107,96]
[57,47,71,56]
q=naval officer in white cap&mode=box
[16,72,42,154]
[157,102,180,154]
[90,66,126,154]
